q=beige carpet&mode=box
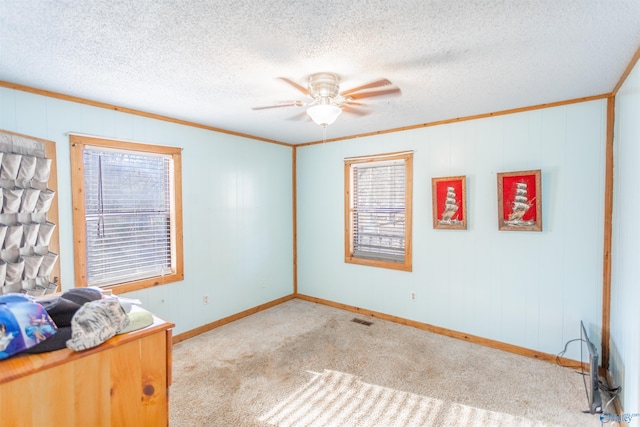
[169,299,604,427]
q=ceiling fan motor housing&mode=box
[308,73,340,99]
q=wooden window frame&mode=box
[43,138,62,287]
[344,151,413,272]
[70,134,184,294]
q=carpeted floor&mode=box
[169,299,605,426]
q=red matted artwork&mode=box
[497,169,542,231]
[432,176,467,230]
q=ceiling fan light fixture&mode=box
[255,72,399,130]
[306,103,342,127]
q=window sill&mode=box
[345,256,412,272]
[85,271,184,294]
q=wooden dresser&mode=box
[0,315,174,427]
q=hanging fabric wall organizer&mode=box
[0,131,58,296]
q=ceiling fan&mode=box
[252,72,401,127]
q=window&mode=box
[344,151,413,271]
[70,134,183,293]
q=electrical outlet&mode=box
[410,292,417,302]
[203,295,209,305]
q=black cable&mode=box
[555,338,584,368]
[557,337,595,414]
[599,381,621,394]
[599,382,622,426]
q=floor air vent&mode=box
[351,318,373,326]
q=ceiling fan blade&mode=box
[252,100,304,110]
[340,100,366,107]
[286,110,310,121]
[340,79,392,96]
[348,87,401,100]
[342,106,370,116]
[277,77,309,96]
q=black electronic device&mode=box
[580,320,602,414]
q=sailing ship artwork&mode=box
[432,176,467,230]
[497,170,542,232]
[441,186,461,224]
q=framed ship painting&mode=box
[497,169,542,232]
[432,176,467,230]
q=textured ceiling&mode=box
[1,1,639,145]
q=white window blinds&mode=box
[351,158,406,262]
[83,147,173,287]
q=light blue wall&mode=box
[0,84,615,369]
[0,87,294,335]
[610,58,640,414]
[297,100,606,361]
